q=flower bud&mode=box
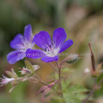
[36,81,58,100]
[6,69,18,79]
[65,55,80,64]
[84,68,90,74]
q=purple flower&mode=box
[26,28,73,62]
[7,24,35,64]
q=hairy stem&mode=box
[48,62,58,72]
[56,62,63,97]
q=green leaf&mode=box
[63,93,82,103]
[61,68,74,73]
[53,73,59,80]
[61,79,71,92]
[62,80,89,103]
[51,99,60,103]
[74,93,87,100]
[25,59,34,72]
[51,96,64,103]
[67,85,89,93]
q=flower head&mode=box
[26,28,73,62]
[7,24,35,64]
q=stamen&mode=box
[45,48,47,51]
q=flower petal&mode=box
[10,34,24,49]
[24,24,32,42]
[41,55,59,62]
[26,49,45,59]
[7,50,25,64]
[59,39,73,53]
[33,31,52,50]
[53,28,67,48]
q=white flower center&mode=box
[23,41,35,50]
[17,40,35,51]
[45,44,60,57]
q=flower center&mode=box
[44,41,60,57]
[17,40,34,51]
[23,41,34,50]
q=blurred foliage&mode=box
[0,0,103,103]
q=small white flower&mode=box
[19,67,31,75]
[32,65,40,71]
[0,75,15,86]
[19,65,40,75]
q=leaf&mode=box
[63,93,82,103]
[51,99,60,103]
[25,59,34,72]
[62,80,89,103]
[53,73,59,80]
[61,79,71,92]
[74,93,87,100]
[67,85,89,93]
[51,96,64,103]
[61,68,74,73]
[52,83,58,92]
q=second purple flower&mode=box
[26,28,73,62]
